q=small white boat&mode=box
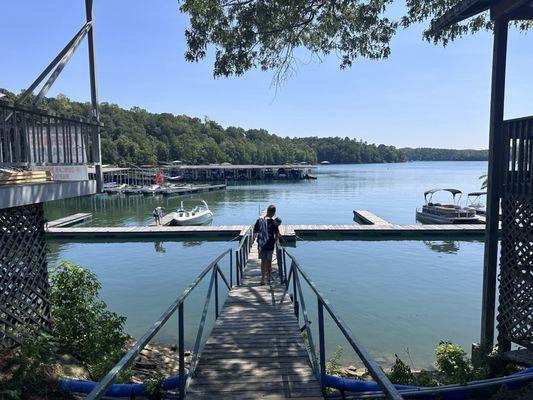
[169,200,213,226]
[466,191,486,215]
[142,184,161,195]
[123,185,144,195]
[416,188,479,224]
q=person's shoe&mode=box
[260,280,265,286]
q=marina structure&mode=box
[92,164,316,185]
[432,0,533,360]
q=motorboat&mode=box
[142,184,161,195]
[123,185,143,195]
[466,191,486,215]
[416,188,479,224]
[169,200,213,226]
[104,183,126,194]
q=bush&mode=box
[388,354,415,385]
[435,341,473,384]
[49,261,130,380]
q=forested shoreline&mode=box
[1,89,487,165]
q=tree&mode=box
[179,0,532,82]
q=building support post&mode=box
[85,0,103,192]
[480,16,509,352]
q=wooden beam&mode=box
[490,0,531,19]
[506,1,533,19]
[480,16,509,352]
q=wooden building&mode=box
[0,0,103,348]
[432,0,533,361]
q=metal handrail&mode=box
[86,228,256,400]
[278,244,404,400]
[85,248,234,400]
[234,225,254,285]
[0,101,100,166]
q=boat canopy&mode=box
[468,191,487,197]
[424,188,462,200]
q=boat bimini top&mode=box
[424,188,462,204]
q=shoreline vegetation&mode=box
[1,89,487,167]
[2,262,529,400]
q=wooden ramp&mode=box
[187,245,323,399]
[47,212,92,228]
[353,210,391,225]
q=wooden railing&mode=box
[0,101,100,167]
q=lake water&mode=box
[45,161,488,369]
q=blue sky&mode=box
[1,1,532,149]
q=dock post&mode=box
[318,299,326,395]
[178,303,185,400]
[481,15,509,353]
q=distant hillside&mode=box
[400,147,488,162]
[1,88,486,165]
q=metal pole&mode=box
[229,250,233,288]
[214,265,219,319]
[292,263,299,319]
[85,0,103,192]
[318,299,326,395]
[481,16,509,352]
[178,303,185,400]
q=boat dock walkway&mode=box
[187,244,322,400]
[353,210,391,225]
[47,213,92,228]
[45,210,494,240]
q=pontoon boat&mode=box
[416,189,479,224]
[466,191,486,215]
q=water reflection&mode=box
[423,240,461,254]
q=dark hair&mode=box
[266,204,276,217]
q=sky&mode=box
[1,1,532,149]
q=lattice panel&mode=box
[0,203,50,349]
[497,197,533,352]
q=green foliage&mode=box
[326,346,344,376]
[0,330,67,399]
[388,354,415,385]
[480,173,488,189]
[49,261,130,380]
[178,0,533,80]
[435,341,473,384]
[400,147,488,162]
[0,89,488,165]
[145,373,165,400]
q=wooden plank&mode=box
[187,244,322,399]
[47,212,92,228]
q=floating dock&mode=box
[47,212,92,228]
[187,244,322,399]
[46,223,491,241]
[353,210,391,225]
[46,225,248,240]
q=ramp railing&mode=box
[85,228,254,400]
[278,244,404,400]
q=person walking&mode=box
[254,204,280,285]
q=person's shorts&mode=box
[259,249,273,261]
